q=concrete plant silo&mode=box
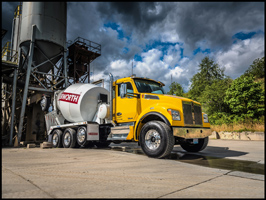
[19,2,66,72]
[16,2,69,145]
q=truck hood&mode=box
[142,93,200,104]
[140,93,202,114]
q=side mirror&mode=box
[120,83,127,98]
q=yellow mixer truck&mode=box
[43,73,211,158]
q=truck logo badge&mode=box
[59,92,80,104]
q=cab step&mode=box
[107,126,130,140]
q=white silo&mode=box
[19,2,67,72]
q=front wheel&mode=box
[139,121,174,158]
[180,137,209,152]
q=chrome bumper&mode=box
[172,127,212,139]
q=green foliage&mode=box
[224,75,264,120]
[208,112,232,125]
[189,56,226,101]
[201,78,233,115]
[167,82,184,97]
[167,56,264,126]
[244,57,264,79]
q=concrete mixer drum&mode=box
[56,83,110,123]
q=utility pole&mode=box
[171,74,172,84]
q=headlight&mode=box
[167,109,181,121]
[203,114,209,123]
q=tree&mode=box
[189,56,226,101]
[201,78,233,115]
[168,82,184,96]
[224,75,264,120]
[244,57,264,79]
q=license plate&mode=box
[193,138,198,144]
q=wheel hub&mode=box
[145,129,161,150]
[52,134,58,146]
[77,128,86,143]
[64,133,71,146]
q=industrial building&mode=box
[2,2,101,147]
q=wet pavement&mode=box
[110,139,264,175]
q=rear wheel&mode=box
[139,120,174,158]
[180,137,209,152]
[52,129,63,148]
[63,128,78,148]
[77,126,87,147]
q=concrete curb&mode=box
[209,131,264,140]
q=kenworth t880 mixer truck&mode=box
[42,73,211,158]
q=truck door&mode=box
[116,82,137,123]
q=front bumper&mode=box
[172,127,212,139]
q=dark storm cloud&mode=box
[95,2,264,58]
[173,2,264,53]
[96,2,174,37]
[2,2,19,45]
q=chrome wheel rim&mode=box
[145,129,161,150]
[52,134,58,146]
[64,132,71,146]
[77,127,86,143]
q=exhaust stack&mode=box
[109,73,113,121]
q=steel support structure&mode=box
[16,25,70,146]
[17,25,36,144]
[67,37,101,84]
[9,67,18,146]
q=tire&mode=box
[52,129,63,148]
[76,126,87,147]
[180,137,209,152]
[62,128,78,148]
[139,120,174,158]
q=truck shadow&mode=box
[172,145,248,159]
[169,147,264,175]
[108,144,264,175]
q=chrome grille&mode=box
[194,104,202,125]
[182,102,202,126]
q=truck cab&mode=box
[109,75,211,158]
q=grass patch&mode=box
[211,122,265,132]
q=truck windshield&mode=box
[134,79,165,94]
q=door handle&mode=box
[117,112,122,116]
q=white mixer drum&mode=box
[56,83,109,122]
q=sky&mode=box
[2,2,265,93]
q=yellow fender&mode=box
[133,103,175,141]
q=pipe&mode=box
[109,73,113,121]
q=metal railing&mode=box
[14,4,22,18]
[73,37,101,54]
[2,42,19,65]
